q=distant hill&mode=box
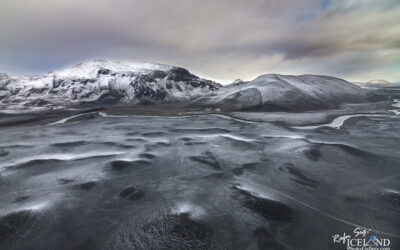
[352,79,393,86]
[367,79,391,84]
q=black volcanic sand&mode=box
[0,93,400,249]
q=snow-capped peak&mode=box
[50,60,173,78]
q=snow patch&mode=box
[293,114,385,129]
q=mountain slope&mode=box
[191,74,382,111]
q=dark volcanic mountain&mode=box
[0,60,384,113]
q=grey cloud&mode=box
[0,0,399,82]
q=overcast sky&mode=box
[0,0,399,83]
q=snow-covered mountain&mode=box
[0,60,221,112]
[0,60,383,113]
[191,74,382,111]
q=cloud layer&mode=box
[0,0,399,82]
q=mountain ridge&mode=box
[0,60,385,113]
